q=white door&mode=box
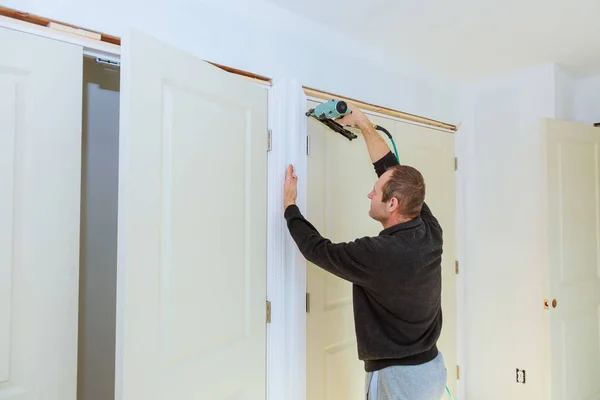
[115,28,269,400]
[0,27,83,400]
[392,120,457,397]
[545,118,600,400]
[305,100,456,399]
[305,101,382,400]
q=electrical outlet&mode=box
[516,368,526,384]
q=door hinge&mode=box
[306,135,311,155]
[454,157,458,171]
[266,300,272,323]
[96,57,121,67]
[267,129,272,152]
[455,260,459,274]
[306,293,311,313]
[457,365,460,380]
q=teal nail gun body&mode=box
[306,99,400,161]
[306,100,358,140]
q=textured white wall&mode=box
[459,63,600,399]
[572,74,600,125]
[459,64,556,400]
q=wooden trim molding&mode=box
[0,5,120,45]
[207,62,271,85]
[303,86,457,132]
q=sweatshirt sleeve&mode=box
[284,205,383,286]
[373,151,400,177]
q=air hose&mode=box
[375,124,456,400]
[374,125,400,163]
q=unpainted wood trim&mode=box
[0,5,120,45]
[207,62,271,86]
[303,86,457,132]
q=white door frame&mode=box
[0,14,302,400]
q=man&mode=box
[283,102,447,400]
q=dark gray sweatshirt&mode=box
[284,151,443,372]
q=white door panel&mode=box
[545,118,600,400]
[116,28,268,400]
[305,100,456,399]
[306,101,387,400]
[0,27,82,400]
[393,121,457,397]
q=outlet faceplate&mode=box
[516,368,526,384]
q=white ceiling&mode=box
[262,0,600,81]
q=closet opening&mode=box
[77,55,121,400]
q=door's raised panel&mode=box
[556,142,599,284]
[159,84,252,367]
[0,77,18,385]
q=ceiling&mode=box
[262,0,600,81]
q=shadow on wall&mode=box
[78,56,121,400]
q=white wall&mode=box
[459,64,557,400]
[554,65,576,121]
[0,0,457,124]
[459,63,600,400]
[78,57,120,400]
[572,73,600,125]
[552,65,600,125]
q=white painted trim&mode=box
[266,78,308,400]
[0,15,121,56]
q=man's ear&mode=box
[388,197,399,213]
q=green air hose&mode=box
[374,125,400,163]
[375,124,456,400]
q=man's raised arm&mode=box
[336,102,393,165]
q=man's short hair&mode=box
[381,165,426,218]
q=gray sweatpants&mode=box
[365,352,447,400]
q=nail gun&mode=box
[305,99,358,141]
[306,99,400,161]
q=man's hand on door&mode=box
[284,164,298,209]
